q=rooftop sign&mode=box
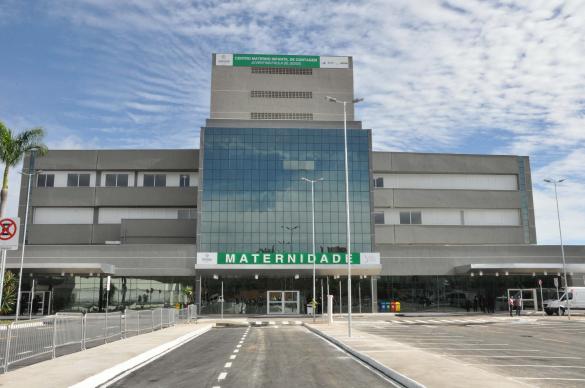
[197,252,380,266]
[215,54,349,69]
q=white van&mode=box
[543,287,585,315]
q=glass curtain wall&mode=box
[199,127,372,253]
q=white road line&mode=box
[465,364,585,369]
[514,378,585,381]
[255,321,261,325]
[439,355,581,359]
[218,372,227,381]
[269,321,276,325]
[230,355,236,360]
[283,321,289,325]
[212,386,220,388]
[294,321,302,324]
[224,362,232,368]
[236,344,242,348]
[233,349,239,353]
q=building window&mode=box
[177,208,196,219]
[105,173,129,187]
[179,174,190,187]
[400,211,422,225]
[251,91,312,99]
[67,173,90,187]
[374,212,385,225]
[251,67,313,75]
[251,112,313,120]
[37,174,55,187]
[144,174,166,187]
[374,177,384,188]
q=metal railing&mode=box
[1,306,191,373]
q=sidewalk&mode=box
[0,323,212,388]
[305,322,532,388]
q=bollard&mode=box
[327,295,334,324]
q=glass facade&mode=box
[199,127,372,253]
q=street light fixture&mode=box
[544,178,571,319]
[326,95,363,337]
[281,225,298,251]
[301,176,324,323]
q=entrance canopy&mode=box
[455,263,585,275]
[196,252,381,277]
[6,262,115,275]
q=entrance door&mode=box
[267,291,299,315]
[507,288,538,313]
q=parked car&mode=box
[543,287,585,315]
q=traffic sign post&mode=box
[0,217,21,313]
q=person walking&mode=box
[508,296,514,317]
[514,296,521,316]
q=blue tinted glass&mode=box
[199,127,372,253]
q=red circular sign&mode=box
[0,218,17,240]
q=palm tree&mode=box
[1,270,17,314]
[0,121,47,217]
[182,286,194,305]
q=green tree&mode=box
[182,286,194,304]
[1,270,17,314]
[0,121,47,217]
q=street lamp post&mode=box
[15,149,39,321]
[326,96,363,337]
[544,178,571,320]
[301,177,323,323]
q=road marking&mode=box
[514,378,585,381]
[239,341,243,344]
[283,321,289,325]
[230,355,236,360]
[212,386,220,388]
[224,362,232,368]
[218,372,227,381]
[466,364,585,369]
[442,355,581,359]
[236,344,242,348]
[269,321,276,325]
[233,349,239,353]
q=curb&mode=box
[70,325,213,388]
[303,323,426,388]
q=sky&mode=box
[0,0,584,244]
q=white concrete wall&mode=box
[373,173,518,191]
[34,207,94,224]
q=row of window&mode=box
[250,90,312,99]
[250,112,314,120]
[37,173,191,188]
[251,67,313,75]
[374,211,421,225]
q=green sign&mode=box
[233,54,320,68]
[218,252,360,265]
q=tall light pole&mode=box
[15,149,39,321]
[326,96,363,337]
[544,178,571,320]
[301,177,323,322]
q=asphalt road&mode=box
[353,316,585,387]
[111,325,396,388]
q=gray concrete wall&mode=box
[210,54,354,121]
[372,151,534,245]
[20,149,198,246]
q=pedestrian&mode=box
[514,296,521,316]
[508,296,514,316]
[479,295,486,313]
[465,299,471,313]
[473,296,478,312]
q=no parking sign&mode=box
[0,217,20,250]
